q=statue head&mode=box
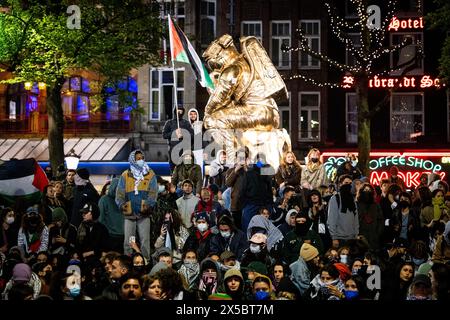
[202,34,239,71]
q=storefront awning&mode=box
[0,138,130,162]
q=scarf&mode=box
[129,150,150,195]
[199,271,218,295]
[247,215,284,252]
[178,262,200,289]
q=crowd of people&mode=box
[1,121,449,301]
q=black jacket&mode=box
[241,165,273,207]
[76,221,109,257]
[162,118,194,149]
[71,183,100,227]
[210,229,248,261]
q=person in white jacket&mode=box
[188,108,204,174]
[176,179,200,230]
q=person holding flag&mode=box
[163,15,215,173]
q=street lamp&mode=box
[65,149,80,170]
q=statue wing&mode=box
[240,36,288,103]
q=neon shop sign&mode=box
[324,156,446,188]
[342,75,441,89]
[388,16,424,32]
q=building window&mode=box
[62,76,92,121]
[271,21,291,69]
[390,33,423,76]
[299,92,320,140]
[278,92,291,133]
[346,93,358,144]
[299,20,320,69]
[161,0,185,29]
[105,77,137,121]
[200,0,216,46]
[397,0,423,14]
[149,67,184,121]
[242,21,262,43]
[345,33,361,67]
[391,93,424,143]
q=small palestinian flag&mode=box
[0,158,48,205]
[168,14,215,91]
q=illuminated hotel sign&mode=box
[342,75,442,89]
[388,16,424,31]
[322,152,449,189]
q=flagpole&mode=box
[168,14,180,130]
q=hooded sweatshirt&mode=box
[209,150,229,188]
[327,193,359,241]
[188,108,203,151]
[171,150,203,193]
[198,258,222,296]
[99,178,124,237]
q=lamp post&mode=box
[65,149,80,170]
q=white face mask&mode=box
[197,223,208,232]
[340,254,348,264]
[250,244,261,254]
[220,231,231,238]
[158,185,166,194]
[6,217,14,225]
[136,159,145,168]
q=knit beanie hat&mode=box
[52,207,68,225]
[247,261,268,276]
[300,243,319,262]
[76,168,90,180]
[224,269,243,281]
[12,263,32,283]
[149,262,169,276]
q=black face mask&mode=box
[399,200,410,209]
[133,266,146,275]
[295,219,311,236]
[340,184,352,194]
[310,158,319,163]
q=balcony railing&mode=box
[0,112,132,135]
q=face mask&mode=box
[412,257,426,266]
[6,217,14,225]
[344,290,359,300]
[197,223,208,233]
[340,255,348,264]
[339,184,352,194]
[256,160,264,168]
[183,157,192,165]
[136,159,145,168]
[158,185,166,194]
[202,271,217,285]
[395,195,400,201]
[220,231,231,238]
[133,265,145,274]
[351,161,358,167]
[352,268,360,275]
[250,244,261,254]
[400,200,410,209]
[255,290,270,300]
[69,285,81,297]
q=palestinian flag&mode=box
[0,158,48,205]
[168,14,215,91]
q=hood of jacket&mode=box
[108,178,119,198]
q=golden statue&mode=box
[202,34,291,170]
